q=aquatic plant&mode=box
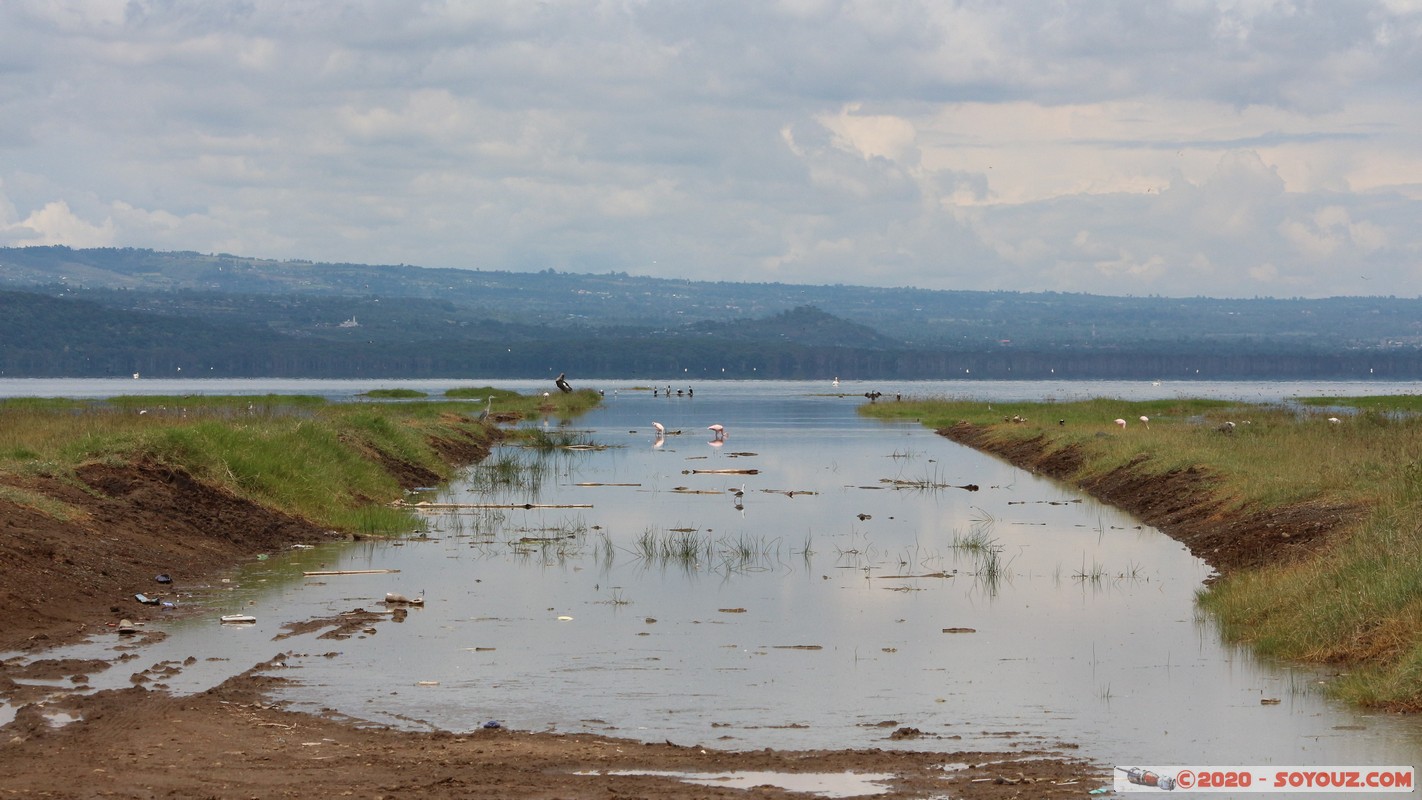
[518,428,600,451]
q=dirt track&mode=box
[9,426,1314,798]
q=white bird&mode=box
[707,423,726,441]
[1327,417,1341,424]
[1139,415,1150,429]
[652,421,665,435]
[1114,418,1127,429]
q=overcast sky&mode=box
[2,1,1420,298]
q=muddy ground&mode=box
[0,421,1341,798]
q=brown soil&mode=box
[938,423,1361,576]
[0,429,1106,798]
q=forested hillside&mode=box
[1,246,1418,379]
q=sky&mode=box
[2,1,1420,299]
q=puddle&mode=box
[580,769,896,797]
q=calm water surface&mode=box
[4,378,1421,777]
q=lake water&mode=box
[3,378,1421,780]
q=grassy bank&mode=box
[863,394,1422,710]
[0,387,602,535]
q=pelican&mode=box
[555,372,573,393]
[707,423,726,441]
[1114,418,1127,429]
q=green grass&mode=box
[0,390,600,535]
[866,396,1396,511]
[864,393,1422,710]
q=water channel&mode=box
[3,378,1421,778]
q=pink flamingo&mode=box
[1114,418,1127,430]
[707,423,726,441]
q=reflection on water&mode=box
[5,382,1422,773]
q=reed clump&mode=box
[863,394,1422,710]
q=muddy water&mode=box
[7,381,1422,773]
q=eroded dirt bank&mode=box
[0,431,1104,799]
[938,422,1361,576]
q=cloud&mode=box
[0,1,1420,297]
[0,199,113,247]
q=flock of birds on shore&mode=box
[531,373,1347,450]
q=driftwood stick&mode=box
[400,502,594,509]
[302,569,402,576]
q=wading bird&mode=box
[1139,415,1150,429]
[1114,418,1127,429]
[652,421,665,435]
[476,396,494,422]
[555,373,573,393]
[707,423,726,441]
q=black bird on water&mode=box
[555,372,573,393]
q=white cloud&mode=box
[3,200,114,247]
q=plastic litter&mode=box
[482,720,502,729]
[134,593,159,605]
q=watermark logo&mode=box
[1114,766,1414,793]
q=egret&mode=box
[707,423,726,441]
[1114,418,1127,429]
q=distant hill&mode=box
[1,246,1419,379]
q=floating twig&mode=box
[303,569,401,576]
[401,502,593,509]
